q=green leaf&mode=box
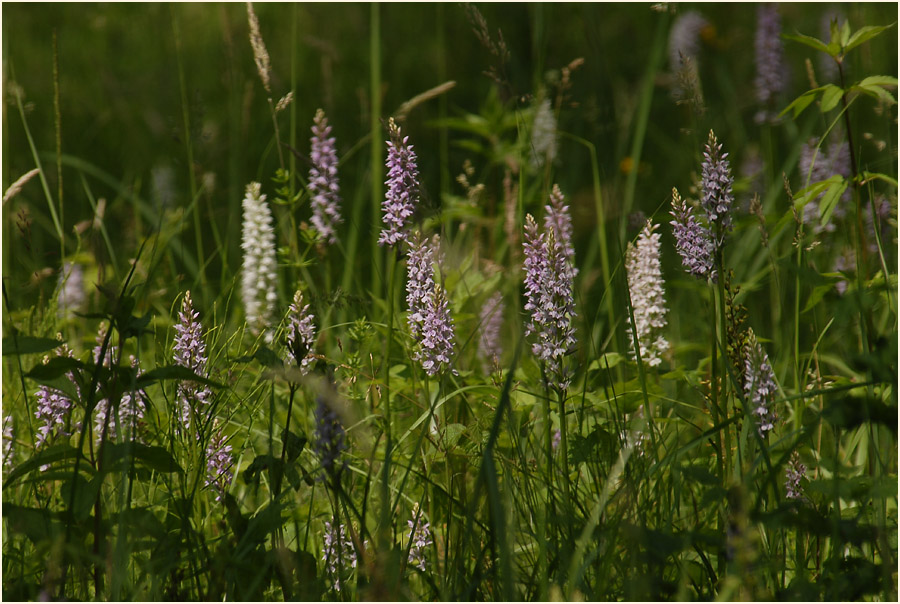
[136,365,223,389]
[779,89,821,119]
[844,23,896,53]
[820,84,844,112]
[818,178,849,227]
[281,429,306,463]
[3,444,85,487]
[852,75,898,105]
[840,20,852,47]
[2,335,63,356]
[803,283,834,313]
[861,170,899,188]
[587,352,625,372]
[2,504,60,545]
[783,32,831,55]
[102,442,184,474]
[25,357,84,381]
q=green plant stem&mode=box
[370,4,383,296]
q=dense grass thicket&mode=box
[2,3,897,601]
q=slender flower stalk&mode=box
[308,109,343,244]
[406,503,434,571]
[478,291,504,370]
[700,130,735,245]
[173,291,212,426]
[754,3,786,124]
[523,209,577,389]
[379,118,420,248]
[743,329,777,437]
[285,289,317,374]
[205,424,234,502]
[241,182,279,339]
[625,220,669,367]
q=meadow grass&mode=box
[2,3,897,601]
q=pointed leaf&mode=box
[2,336,64,356]
[844,24,896,53]
[819,178,849,227]
[820,84,844,112]
[26,357,84,381]
[783,32,831,55]
[3,444,85,487]
[136,365,223,389]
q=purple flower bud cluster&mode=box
[743,330,777,437]
[308,109,343,245]
[323,520,357,592]
[173,291,212,426]
[478,292,504,370]
[700,130,735,241]
[314,395,348,478]
[406,234,456,376]
[625,220,669,367]
[285,289,317,374]
[754,3,786,124]
[379,118,420,248]
[406,505,433,571]
[784,451,807,500]
[523,202,577,390]
[204,426,233,502]
[670,188,716,281]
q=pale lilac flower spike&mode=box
[478,291,504,370]
[785,451,807,500]
[379,118,420,248]
[625,220,669,367]
[700,130,735,244]
[419,283,457,377]
[3,415,14,470]
[743,329,777,437]
[323,520,357,592]
[670,188,716,281]
[544,184,577,273]
[406,232,438,343]
[241,182,279,340]
[173,291,212,426]
[308,109,343,244]
[754,3,786,124]
[406,233,456,376]
[34,344,78,450]
[286,289,317,374]
[205,423,233,502]
[407,503,434,571]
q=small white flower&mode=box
[626,220,669,367]
[241,182,279,340]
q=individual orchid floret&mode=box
[173,291,212,426]
[205,423,234,502]
[406,503,434,572]
[285,289,317,374]
[754,3,786,123]
[625,220,669,367]
[743,329,777,437]
[308,109,343,244]
[478,291,504,370]
[700,130,735,243]
[379,118,420,248]
[241,182,279,340]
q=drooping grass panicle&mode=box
[625,220,669,367]
[668,10,708,72]
[205,423,234,502]
[478,291,504,370]
[241,182,279,339]
[700,130,735,244]
[285,289,317,374]
[754,3,786,123]
[2,167,40,205]
[522,212,577,389]
[379,118,420,248]
[314,394,348,479]
[173,291,212,426]
[246,1,272,94]
[670,187,716,281]
[308,109,343,245]
[743,329,777,437]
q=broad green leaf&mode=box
[779,89,820,119]
[3,444,85,487]
[136,365,223,389]
[819,178,849,227]
[840,20,851,47]
[803,283,834,313]
[102,442,184,474]
[820,84,844,112]
[26,357,83,381]
[844,23,896,53]
[587,352,625,372]
[2,335,63,356]
[861,171,898,188]
[783,32,831,55]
